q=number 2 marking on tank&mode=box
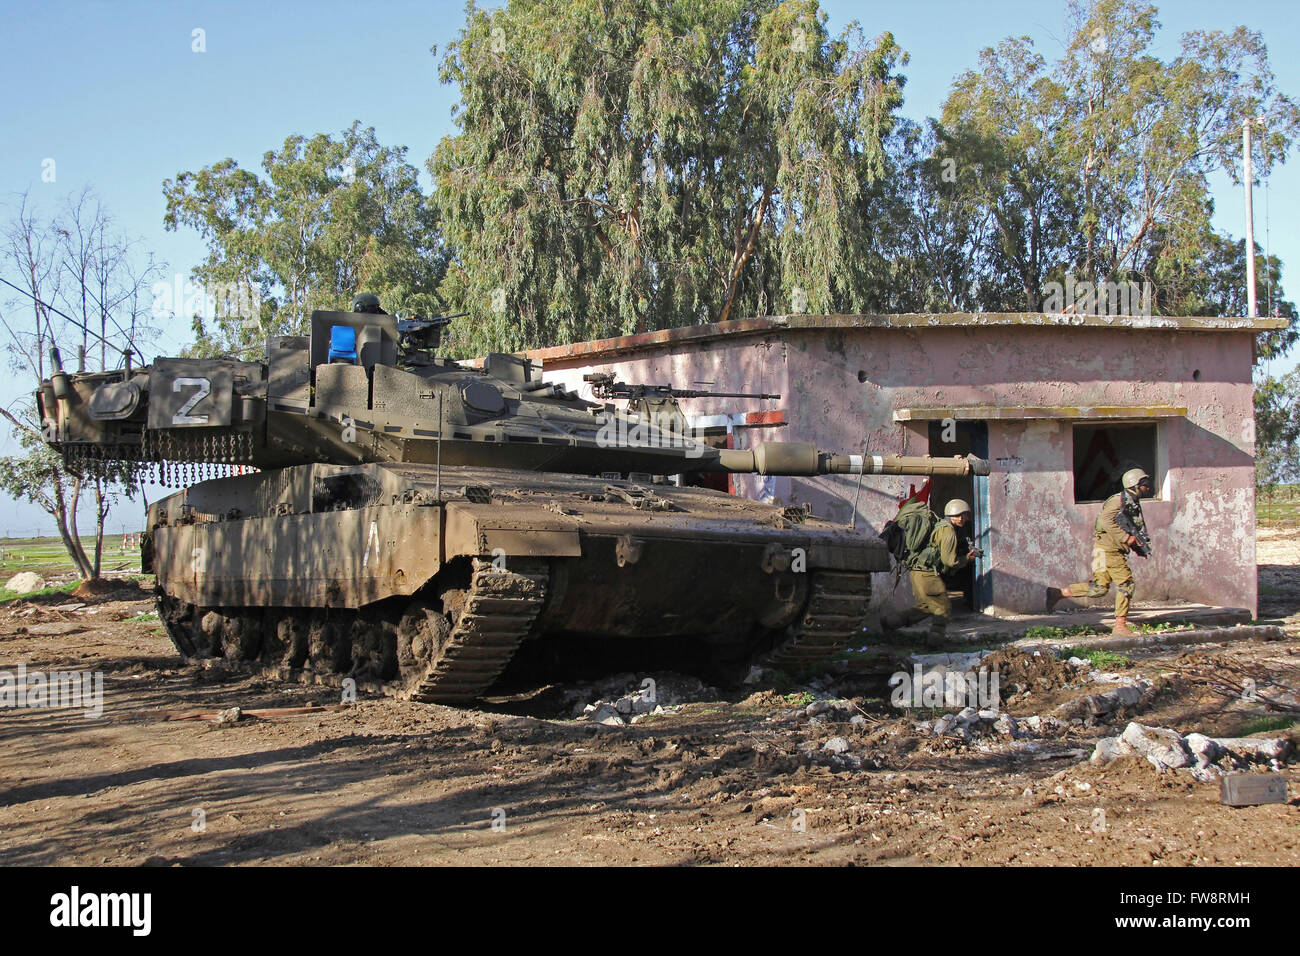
[172,377,212,425]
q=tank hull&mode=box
[152,462,884,701]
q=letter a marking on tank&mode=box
[362,520,380,568]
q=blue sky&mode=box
[1,0,1296,535]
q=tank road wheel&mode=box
[309,614,354,674]
[761,570,871,673]
[403,558,550,705]
[221,612,264,662]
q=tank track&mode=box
[404,558,549,704]
[156,558,549,706]
[762,570,871,671]
[156,562,858,698]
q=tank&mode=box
[36,305,989,703]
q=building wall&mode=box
[535,324,1258,615]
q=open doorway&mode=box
[926,419,989,611]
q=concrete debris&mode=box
[26,622,82,636]
[1090,721,1295,778]
[1120,721,1191,771]
[916,708,1067,741]
[907,651,991,672]
[1021,714,1068,734]
[5,572,45,594]
[1054,682,1149,720]
[822,736,851,754]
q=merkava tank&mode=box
[36,300,989,703]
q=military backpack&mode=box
[879,500,939,571]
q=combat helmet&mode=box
[351,292,385,314]
[944,498,972,517]
[1122,468,1151,492]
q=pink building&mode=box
[525,312,1284,617]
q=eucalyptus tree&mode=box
[430,0,906,355]
[164,121,446,357]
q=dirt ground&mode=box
[1,531,1297,867]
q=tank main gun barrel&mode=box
[712,442,989,477]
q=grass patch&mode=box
[0,536,142,576]
[1133,620,1193,634]
[0,581,80,604]
[783,692,816,708]
[1257,484,1300,527]
[1233,715,1299,737]
[1024,623,1102,641]
[1062,646,1134,669]
[127,612,159,623]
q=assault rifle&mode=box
[583,372,780,402]
[1115,505,1153,558]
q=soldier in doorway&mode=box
[1048,468,1154,636]
[885,499,982,646]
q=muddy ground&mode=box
[1,529,1297,866]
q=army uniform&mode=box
[1061,488,1147,624]
[907,518,972,642]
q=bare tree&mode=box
[0,188,163,578]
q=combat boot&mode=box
[1046,587,1066,612]
[1110,617,1134,637]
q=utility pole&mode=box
[1244,117,1258,318]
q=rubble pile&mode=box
[572,672,711,727]
[912,707,1070,742]
[779,698,868,725]
[797,734,882,772]
[1091,721,1295,780]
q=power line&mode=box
[0,275,140,366]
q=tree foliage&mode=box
[163,122,447,357]
[1255,370,1300,486]
[429,0,906,356]
[891,0,1300,339]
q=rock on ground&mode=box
[5,572,45,594]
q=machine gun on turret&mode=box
[397,313,465,357]
[583,372,780,403]
[584,372,780,436]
